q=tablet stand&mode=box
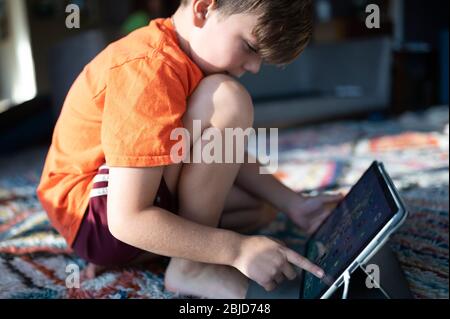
[330,244,413,299]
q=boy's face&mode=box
[189,11,263,78]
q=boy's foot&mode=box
[164,258,249,299]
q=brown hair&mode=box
[180,0,313,65]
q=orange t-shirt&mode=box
[37,18,204,246]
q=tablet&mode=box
[300,161,408,299]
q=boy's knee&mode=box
[189,74,254,129]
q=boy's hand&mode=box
[286,193,344,235]
[232,235,324,292]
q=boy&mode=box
[37,0,343,299]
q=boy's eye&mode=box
[244,41,258,54]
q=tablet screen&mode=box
[301,162,398,299]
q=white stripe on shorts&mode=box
[90,187,108,198]
[93,174,109,183]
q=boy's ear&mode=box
[192,0,216,27]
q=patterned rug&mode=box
[0,106,448,299]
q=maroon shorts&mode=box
[72,164,178,267]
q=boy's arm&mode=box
[236,153,343,235]
[107,166,242,266]
[235,153,300,213]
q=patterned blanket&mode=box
[0,106,448,299]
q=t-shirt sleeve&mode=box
[102,57,187,167]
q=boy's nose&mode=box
[245,58,262,75]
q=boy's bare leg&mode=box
[164,196,276,298]
[221,186,278,234]
[164,190,276,298]
[164,75,255,299]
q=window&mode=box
[0,0,37,113]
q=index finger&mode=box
[282,247,324,279]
